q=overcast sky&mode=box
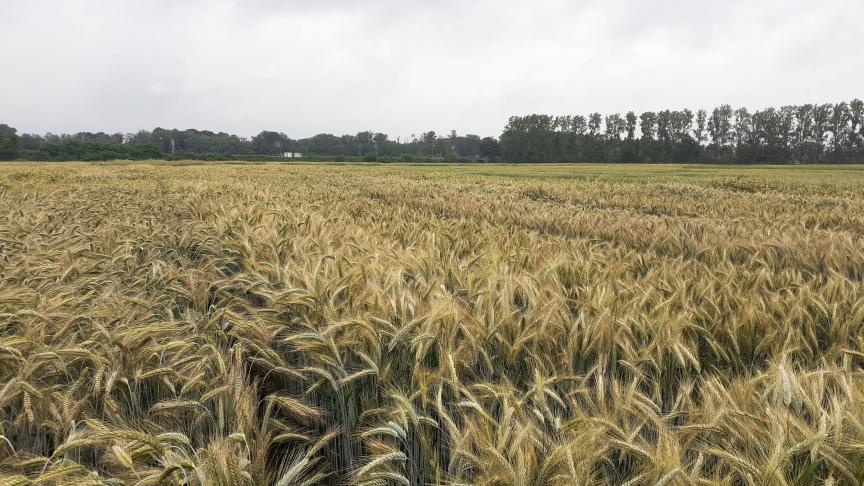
[1,0,861,139]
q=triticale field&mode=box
[2,162,864,485]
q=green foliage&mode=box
[5,97,863,163]
[132,128,251,155]
[35,140,163,161]
[501,99,864,163]
[0,124,19,160]
[9,128,493,162]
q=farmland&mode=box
[2,162,864,485]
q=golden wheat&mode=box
[1,162,864,485]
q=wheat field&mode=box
[1,162,864,485]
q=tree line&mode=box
[501,100,864,163]
[1,127,500,162]
[1,99,862,163]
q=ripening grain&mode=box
[1,162,864,485]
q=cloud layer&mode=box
[1,0,861,138]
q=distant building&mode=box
[282,152,303,158]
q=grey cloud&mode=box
[1,0,861,138]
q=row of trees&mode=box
[6,128,500,161]
[2,100,862,163]
[501,100,864,163]
[244,130,501,159]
